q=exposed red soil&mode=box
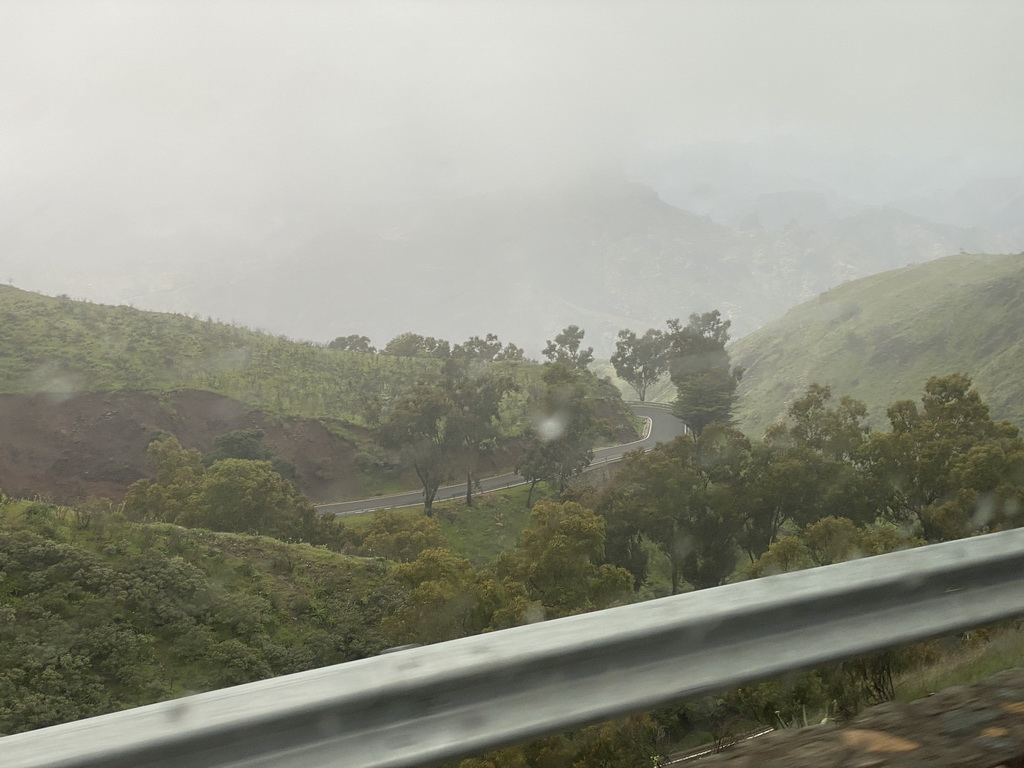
[0,390,375,505]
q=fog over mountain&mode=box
[3,2,1023,354]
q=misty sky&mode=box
[3,1,1024,320]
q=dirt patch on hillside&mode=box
[0,388,640,508]
[0,390,378,504]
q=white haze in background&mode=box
[2,1,1023,346]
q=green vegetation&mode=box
[7,277,1024,762]
[4,370,1023,763]
[542,324,595,370]
[666,311,743,434]
[896,622,1024,703]
[0,287,642,510]
[437,485,551,563]
[605,311,744,432]
[593,373,1023,597]
[122,436,342,544]
[610,326,668,402]
[337,483,558,565]
[0,284,437,424]
[0,287,580,433]
[731,252,1024,436]
[376,359,518,514]
[0,498,392,734]
[516,362,613,504]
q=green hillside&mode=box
[0,286,641,503]
[730,252,1024,437]
[0,285,476,424]
[0,498,391,734]
[0,285,638,431]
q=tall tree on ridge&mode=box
[542,325,594,371]
[666,311,743,435]
[610,327,669,402]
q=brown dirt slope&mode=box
[0,389,374,504]
[699,667,1024,767]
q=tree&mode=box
[123,437,204,524]
[672,367,741,435]
[125,436,316,539]
[666,311,743,434]
[450,333,524,363]
[443,359,518,506]
[515,438,560,508]
[610,328,668,402]
[737,444,826,561]
[327,334,376,354]
[382,549,507,645]
[360,510,448,563]
[205,429,297,482]
[597,431,747,594]
[375,358,517,513]
[382,332,451,359]
[147,435,204,487]
[516,363,609,500]
[490,500,632,619]
[736,385,877,560]
[494,343,526,362]
[207,429,273,462]
[376,380,456,516]
[542,325,594,370]
[182,459,306,536]
[864,373,1024,542]
[782,384,869,462]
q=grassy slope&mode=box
[0,285,635,433]
[897,624,1024,703]
[730,252,1024,438]
[0,284,439,424]
[339,483,559,565]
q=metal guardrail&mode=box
[7,528,1024,768]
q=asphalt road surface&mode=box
[315,403,686,517]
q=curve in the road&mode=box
[315,402,686,517]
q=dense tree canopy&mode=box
[375,361,518,513]
[452,333,525,363]
[123,437,321,541]
[382,332,452,359]
[597,428,749,593]
[863,373,1024,541]
[0,501,389,736]
[327,334,376,354]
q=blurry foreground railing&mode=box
[6,528,1024,768]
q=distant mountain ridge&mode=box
[730,252,1024,437]
[6,180,1016,357]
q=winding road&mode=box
[314,403,686,517]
